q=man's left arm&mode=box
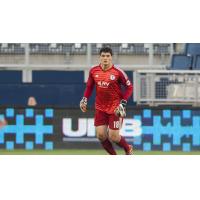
[115,70,133,117]
[119,70,133,101]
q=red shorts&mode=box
[94,109,123,130]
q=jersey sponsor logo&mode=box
[126,80,131,86]
[110,75,115,80]
[97,81,110,88]
[95,74,99,78]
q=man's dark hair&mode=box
[99,47,113,56]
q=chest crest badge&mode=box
[110,75,115,80]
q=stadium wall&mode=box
[0,70,133,106]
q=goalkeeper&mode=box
[80,47,133,155]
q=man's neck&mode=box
[101,64,113,71]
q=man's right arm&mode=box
[80,70,95,112]
[83,70,95,99]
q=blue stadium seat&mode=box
[185,43,200,55]
[171,54,193,70]
[194,55,200,69]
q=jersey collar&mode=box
[99,64,114,71]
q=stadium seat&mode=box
[194,55,200,69]
[0,43,24,54]
[38,43,50,54]
[119,44,135,54]
[154,44,170,55]
[50,43,57,48]
[184,44,200,68]
[29,43,40,54]
[185,43,200,55]
[0,43,22,54]
[13,43,25,54]
[1,43,8,48]
[71,43,87,55]
[75,43,81,48]
[49,43,63,54]
[171,54,193,70]
[92,43,102,54]
[134,44,147,55]
[122,43,128,48]
[62,43,73,54]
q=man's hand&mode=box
[0,119,7,129]
[80,97,87,112]
[114,99,127,117]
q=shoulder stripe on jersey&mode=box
[90,65,99,73]
[91,65,98,69]
[114,65,128,79]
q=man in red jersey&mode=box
[80,47,133,155]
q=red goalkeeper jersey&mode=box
[84,64,133,114]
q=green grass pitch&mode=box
[0,149,200,155]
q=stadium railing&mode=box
[134,70,200,106]
[0,43,172,55]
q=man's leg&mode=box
[108,129,133,154]
[96,125,117,155]
[95,110,117,155]
[108,115,133,155]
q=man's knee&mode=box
[96,126,108,141]
[108,130,120,143]
[97,131,107,141]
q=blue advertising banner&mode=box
[0,108,54,150]
[132,109,200,152]
[0,106,200,152]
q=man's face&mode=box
[100,52,112,66]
